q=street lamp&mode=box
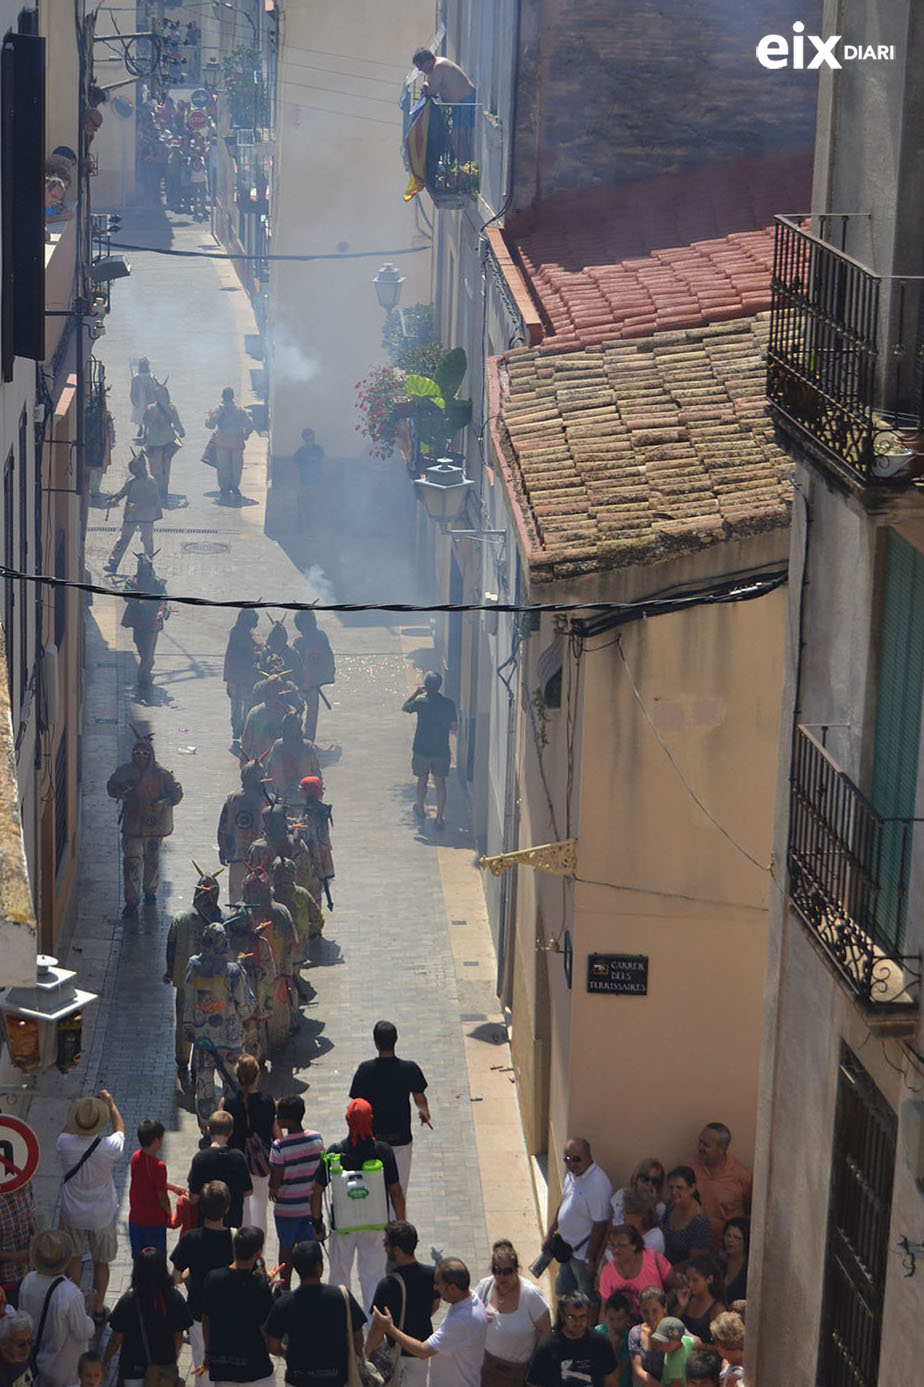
[373,263,405,312]
[0,955,98,1075]
[414,460,474,532]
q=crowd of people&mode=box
[136,95,217,216]
[0,1105,751,1387]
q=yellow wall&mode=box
[268,2,433,458]
[511,568,786,1207]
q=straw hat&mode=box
[64,1096,109,1138]
[30,1229,75,1277]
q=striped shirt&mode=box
[270,1130,323,1218]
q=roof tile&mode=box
[497,314,792,580]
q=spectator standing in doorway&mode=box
[349,1021,430,1200]
[540,1138,612,1302]
[402,673,457,828]
[686,1125,752,1255]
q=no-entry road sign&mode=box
[0,1115,40,1194]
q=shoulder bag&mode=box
[340,1284,384,1387]
[368,1273,405,1386]
[62,1136,102,1183]
[31,1275,65,1368]
[135,1295,185,1387]
[241,1094,271,1178]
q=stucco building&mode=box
[748,2,924,1384]
[400,0,821,1211]
[266,0,432,464]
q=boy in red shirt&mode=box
[128,1119,171,1257]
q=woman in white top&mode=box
[610,1157,666,1228]
[475,1241,551,1387]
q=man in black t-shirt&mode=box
[365,1221,438,1387]
[202,1225,274,1387]
[171,1181,233,1372]
[265,1240,365,1387]
[349,1020,431,1199]
[187,1111,252,1228]
[312,1100,405,1311]
[526,1293,618,1387]
[402,671,457,828]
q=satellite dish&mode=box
[112,97,134,119]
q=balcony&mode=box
[788,725,920,1020]
[767,215,924,485]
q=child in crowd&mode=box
[268,1094,324,1287]
[128,1119,171,1258]
[71,1351,103,1387]
[595,1292,632,1387]
[171,1180,233,1372]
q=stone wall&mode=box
[513,0,823,209]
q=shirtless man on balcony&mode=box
[412,49,476,158]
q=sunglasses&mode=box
[563,1154,583,1165]
[492,1266,516,1275]
[638,1174,659,1184]
[9,1339,31,1348]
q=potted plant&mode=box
[402,346,472,461]
[354,365,409,459]
[871,427,915,480]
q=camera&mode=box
[528,1249,552,1278]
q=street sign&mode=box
[587,953,649,996]
[0,1115,40,1193]
[190,88,210,109]
[188,110,207,131]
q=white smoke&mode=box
[271,325,321,386]
[303,564,335,604]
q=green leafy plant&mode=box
[382,304,444,375]
[223,46,267,130]
[402,346,472,456]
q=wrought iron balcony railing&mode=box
[788,725,920,1012]
[767,216,883,481]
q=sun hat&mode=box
[30,1229,75,1277]
[64,1095,109,1138]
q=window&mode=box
[817,1046,896,1387]
[870,530,924,949]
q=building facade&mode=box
[748,2,924,1383]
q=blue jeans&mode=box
[555,1254,595,1299]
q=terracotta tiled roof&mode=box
[496,314,791,583]
[508,148,813,348]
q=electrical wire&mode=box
[0,566,789,618]
[615,636,771,874]
[107,240,428,262]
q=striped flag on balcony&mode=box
[404,96,430,201]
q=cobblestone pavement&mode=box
[21,202,539,1351]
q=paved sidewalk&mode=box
[19,202,542,1345]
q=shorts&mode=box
[412,752,450,778]
[274,1213,315,1249]
[128,1223,167,1259]
[60,1216,118,1263]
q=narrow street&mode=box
[25,204,540,1333]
